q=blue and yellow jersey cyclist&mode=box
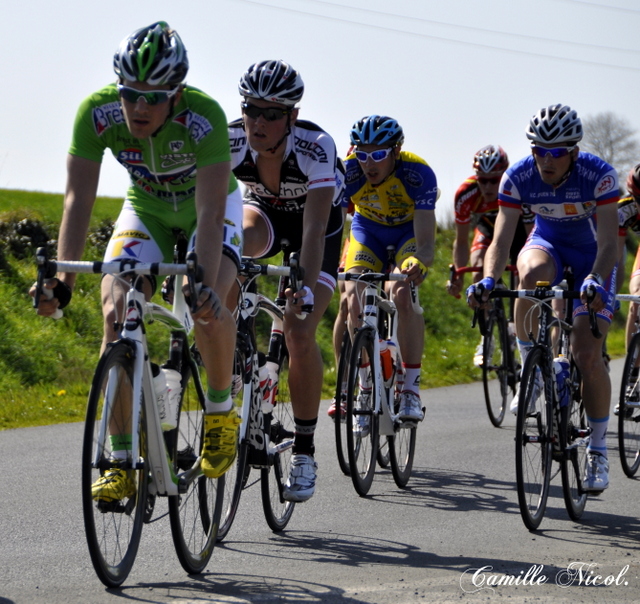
[338,115,438,423]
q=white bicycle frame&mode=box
[236,262,295,461]
[339,272,423,436]
[40,257,202,498]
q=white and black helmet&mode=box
[473,145,509,174]
[238,60,304,106]
[113,21,188,86]
[526,104,583,146]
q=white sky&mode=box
[2,0,640,224]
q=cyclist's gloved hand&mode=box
[291,285,314,318]
[466,276,495,307]
[186,284,222,324]
[401,256,428,283]
[30,278,71,319]
[580,276,609,308]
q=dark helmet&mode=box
[627,163,640,197]
[113,21,188,86]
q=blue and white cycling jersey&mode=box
[498,152,619,246]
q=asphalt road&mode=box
[1,359,638,604]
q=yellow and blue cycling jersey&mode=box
[343,151,438,225]
[343,151,437,271]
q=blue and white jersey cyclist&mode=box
[228,60,344,503]
[341,115,438,424]
[30,22,244,501]
[467,104,619,493]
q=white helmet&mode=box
[526,104,583,146]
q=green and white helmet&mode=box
[113,21,188,86]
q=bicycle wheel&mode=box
[389,386,417,489]
[561,365,588,520]
[82,341,147,588]
[346,327,379,496]
[482,304,511,427]
[619,331,640,477]
[515,347,553,531]
[261,351,296,531]
[334,330,352,475]
[216,347,251,541]
[168,353,223,574]
[377,438,390,468]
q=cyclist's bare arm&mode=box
[582,201,618,310]
[30,154,101,316]
[447,221,471,297]
[192,160,233,321]
[402,208,434,285]
[469,205,520,306]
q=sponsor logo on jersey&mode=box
[93,102,125,136]
[502,179,514,196]
[112,239,143,258]
[118,149,144,164]
[224,218,236,227]
[596,174,616,196]
[173,109,212,143]
[169,141,184,152]
[294,137,328,163]
[113,230,150,240]
[564,204,578,215]
[160,153,196,169]
[354,251,376,266]
[537,205,555,216]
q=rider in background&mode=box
[31,22,243,498]
[617,163,640,394]
[447,145,533,366]
[228,60,344,502]
[467,104,619,493]
[338,115,438,422]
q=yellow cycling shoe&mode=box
[201,408,241,478]
[91,466,136,502]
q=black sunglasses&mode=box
[241,102,291,122]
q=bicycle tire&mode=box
[216,347,251,541]
[261,351,296,531]
[515,346,553,531]
[346,327,379,496]
[82,341,147,588]
[377,438,391,468]
[482,303,511,427]
[168,353,223,574]
[334,330,352,476]
[561,363,588,520]
[619,331,640,477]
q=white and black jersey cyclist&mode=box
[228,117,344,291]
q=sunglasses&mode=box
[355,148,394,163]
[117,84,180,106]
[241,102,291,121]
[531,145,576,159]
[477,176,501,185]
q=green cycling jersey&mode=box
[69,83,238,212]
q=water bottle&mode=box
[152,364,181,431]
[379,339,393,383]
[553,355,571,408]
[258,354,272,413]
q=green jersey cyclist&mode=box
[31,22,243,500]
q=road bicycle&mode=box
[337,270,423,496]
[333,246,398,477]
[34,242,223,587]
[478,277,598,531]
[216,249,301,539]
[450,264,519,427]
[614,293,640,477]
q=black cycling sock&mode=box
[292,417,317,456]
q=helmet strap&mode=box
[266,115,292,155]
